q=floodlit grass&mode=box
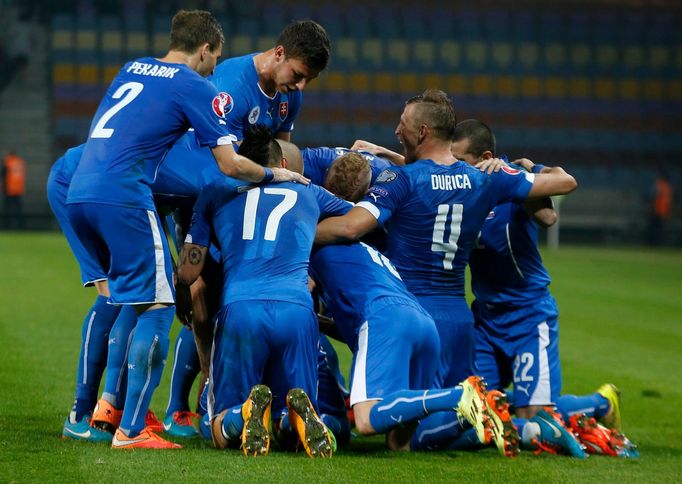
[1,232,681,482]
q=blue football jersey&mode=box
[302,147,393,186]
[152,133,227,210]
[67,57,230,210]
[356,160,534,298]
[469,202,552,305]
[187,181,351,307]
[309,242,423,347]
[209,53,302,142]
[51,144,85,185]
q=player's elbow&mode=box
[560,174,578,195]
[177,265,199,286]
[535,210,558,228]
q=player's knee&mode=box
[352,405,375,436]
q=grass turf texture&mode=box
[1,232,681,482]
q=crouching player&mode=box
[177,126,345,457]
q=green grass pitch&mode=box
[1,232,681,482]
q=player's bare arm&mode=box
[527,165,577,198]
[177,243,208,285]
[523,197,557,228]
[211,143,309,184]
[350,139,406,166]
[315,206,379,244]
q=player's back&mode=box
[68,57,225,210]
[309,241,424,348]
[364,160,533,298]
[196,181,350,307]
[302,147,392,186]
[469,201,551,305]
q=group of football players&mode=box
[52,9,638,458]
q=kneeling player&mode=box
[177,126,347,457]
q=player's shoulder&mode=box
[211,53,256,89]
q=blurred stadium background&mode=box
[0,0,680,245]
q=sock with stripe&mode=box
[410,410,466,450]
[69,295,121,423]
[119,306,174,437]
[165,325,200,417]
[555,393,610,422]
[221,404,245,440]
[101,305,137,407]
[368,387,463,434]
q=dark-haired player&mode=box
[160,20,331,435]
[178,125,346,457]
[315,89,578,456]
[65,9,306,450]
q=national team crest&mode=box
[501,165,520,175]
[212,92,233,118]
[248,106,260,124]
[279,101,288,121]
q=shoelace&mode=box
[174,411,199,426]
[145,410,160,423]
[531,438,561,455]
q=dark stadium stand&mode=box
[1,0,680,241]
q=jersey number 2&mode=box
[91,82,144,139]
[242,187,298,241]
[431,203,463,270]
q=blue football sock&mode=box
[165,326,200,417]
[101,305,137,408]
[321,413,351,446]
[119,306,174,437]
[410,410,465,450]
[555,393,610,421]
[368,387,463,434]
[447,426,485,451]
[70,295,121,422]
[221,404,245,440]
[198,379,209,417]
[199,412,212,440]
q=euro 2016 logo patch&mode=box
[212,92,233,118]
[375,169,397,183]
[248,106,260,124]
[279,101,288,121]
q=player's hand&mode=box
[175,282,193,329]
[511,158,535,172]
[350,139,382,154]
[272,167,310,185]
[475,157,507,174]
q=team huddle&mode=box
[50,9,638,458]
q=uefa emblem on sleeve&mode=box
[212,92,233,118]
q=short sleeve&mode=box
[185,186,215,247]
[181,78,232,148]
[356,168,409,225]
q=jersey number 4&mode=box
[242,187,298,241]
[431,203,463,270]
[91,82,144,139]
